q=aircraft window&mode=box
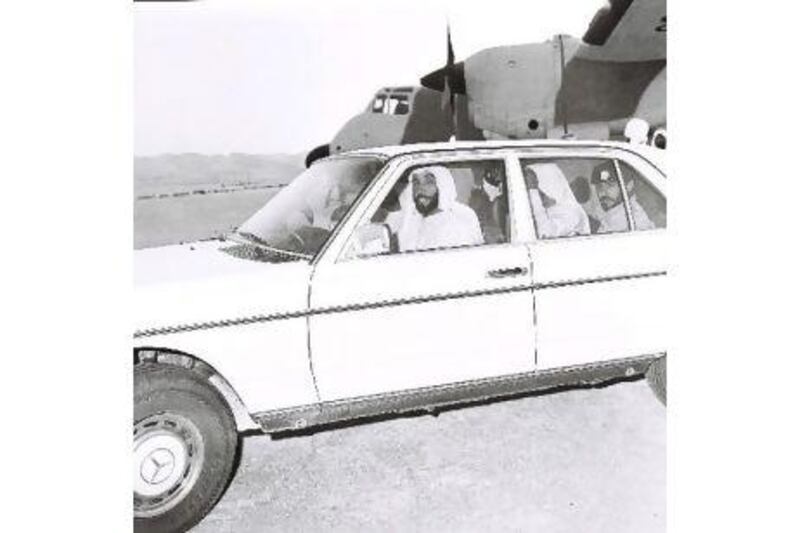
[370,95,409,115]
[520,158,633,239]
[387,95,409,115]
[356,160,509,256]
[371,96,386,113]
[616,161,666,230]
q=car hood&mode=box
[134,239,312,336]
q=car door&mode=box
[307,153,538,401]
[515,149,668,370]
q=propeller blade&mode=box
[445,25,455,114]
[446,24,455,68]
[419,61,466,93]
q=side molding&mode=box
[253,353,661,435]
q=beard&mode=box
[599,195,621,211]
[414,191,439,216]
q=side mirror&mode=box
[349,223,392,258]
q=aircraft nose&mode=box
[420,61,466,94]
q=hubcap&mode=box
[133,413,204,517]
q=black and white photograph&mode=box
[133,0,666,531]
[8,0,800,532]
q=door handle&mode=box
[487,266,529,279]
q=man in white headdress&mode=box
[386,166,483,252]
[590,160,654,233]
[524,163,591,238]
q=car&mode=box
[133,139,667,533]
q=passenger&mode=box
[524,163,590,238]
[314,182,352,229]
[468,166,506,243]
[387,166,483,252]
[569,175,602,234]
[591,161,655,232]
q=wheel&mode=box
[645,356,667,405]
[134,363,239,533]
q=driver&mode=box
[387,166,483,252]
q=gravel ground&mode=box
[135,189,665,533]
[134,189,278,249]
[193,379,664,533]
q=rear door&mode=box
[513,148,667,370]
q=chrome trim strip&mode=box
[133,270,666,338]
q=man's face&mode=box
[412,171,439,216]
[483,168,501,188]
[482,168,502,201]
[594,172,623,211]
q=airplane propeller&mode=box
[420,24,467,137]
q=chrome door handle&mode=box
[487,266,528,279]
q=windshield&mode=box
[236,156,385,257]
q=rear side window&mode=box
[520,157,666,239]
[520,158,630,238]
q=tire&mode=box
[134,363,239,533]
[645,356,667,405]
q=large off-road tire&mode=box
[645,356,667,405]
[134,363,239,533]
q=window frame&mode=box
[328,152,526,264]
[614,158,667,232]
[517,154,632,241]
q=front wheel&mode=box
[134,363,239,533]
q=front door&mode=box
[308,156,537,401]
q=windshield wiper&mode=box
[232,230,312,260]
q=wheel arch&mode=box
[134,347,261,432]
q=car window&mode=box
[357,160,509,255]
[617,160,666,230]
[520,158,631,239]
[237,156,384,257]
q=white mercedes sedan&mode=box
[133,140,667,533]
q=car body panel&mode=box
[134,240,318,412]
[308,242,537,400]
[253,353,660,434]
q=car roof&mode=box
[349,139,664,166]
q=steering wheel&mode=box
[287,230,306,251]
[285,226,332,254]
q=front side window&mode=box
[353,160,510,256]
[236,156,384,257]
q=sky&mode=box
[134,0,601,156]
